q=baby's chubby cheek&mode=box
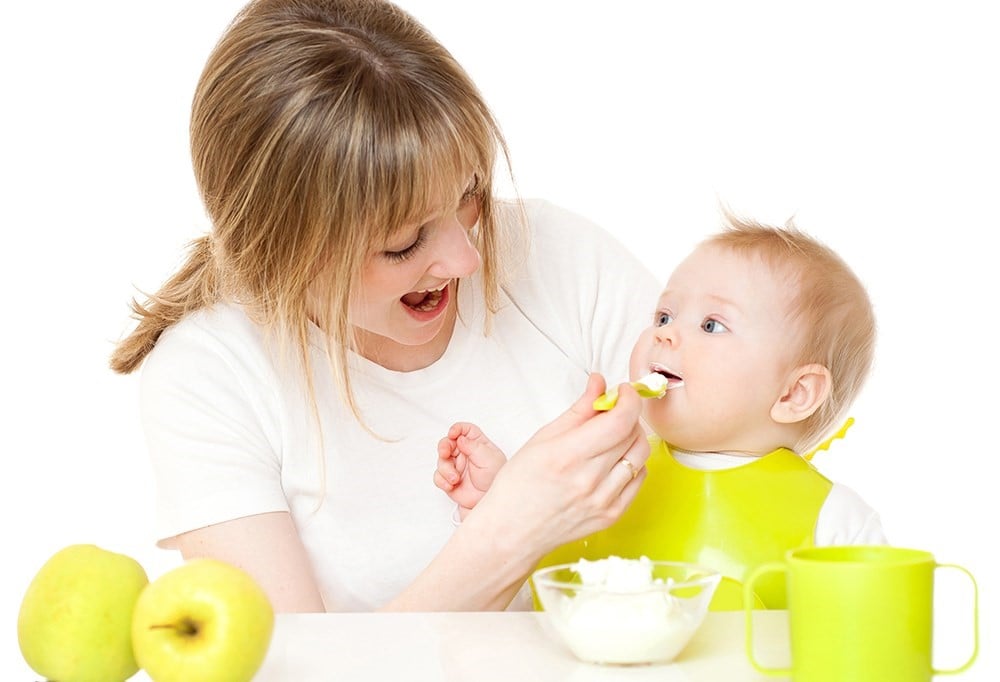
[640,399,668,436]
[627,336,653,382]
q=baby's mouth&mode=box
[650,363,684,389]
[401,281,449,312]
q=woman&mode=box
[111,0,660,612]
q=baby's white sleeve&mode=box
[815,483,888,546]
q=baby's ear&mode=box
[771,364,831,424]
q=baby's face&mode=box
[629,243,803,453]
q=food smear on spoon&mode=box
[593,371,678,411]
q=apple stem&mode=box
[149,618,199,636]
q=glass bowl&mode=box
[531,556,721,665]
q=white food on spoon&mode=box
[635,371,669,396]
[648,363,684,391]
[593,372,672,411]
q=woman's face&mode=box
[349,188,482,370]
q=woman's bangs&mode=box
[368,104,492,242]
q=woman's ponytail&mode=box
[109,235,219,374]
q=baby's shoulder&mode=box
[818,483,888,545]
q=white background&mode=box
[4,1,995,679]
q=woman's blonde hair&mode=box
[706,212,877,453]
[110,0,512,421]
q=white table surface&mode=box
[10,605,986,682]
[249,609,789,681]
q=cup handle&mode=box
[744,562,791,677]
[932,562,979,676]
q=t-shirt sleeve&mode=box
[139,318,289,546]
[815,483,889,546]
[505,199,662,380]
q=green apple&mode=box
[18,543,149,682]
[132,558,275,682]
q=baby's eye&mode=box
[654,311,672,327]
[702,318,729,334]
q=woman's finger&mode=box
[592,428,651,504]
[541,382,647,472]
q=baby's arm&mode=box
[434,422,508,520]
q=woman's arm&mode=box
[171,375,647,613]
[173,511,327,613]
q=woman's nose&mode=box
[430,215,481,279]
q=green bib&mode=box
[535,437,833,609]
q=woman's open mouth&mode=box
[401,281,450,317]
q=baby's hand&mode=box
[434,422,508,519]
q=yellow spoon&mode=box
[593,372,670,411]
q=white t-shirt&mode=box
[670,450,887,546]
[139,199,662,611]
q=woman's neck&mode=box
[352,303,458,372]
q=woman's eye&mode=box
[702,318,729,334]
[383,228,426,263]
[654,311,672,327]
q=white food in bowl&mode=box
[534,556,719,665]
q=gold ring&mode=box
[620,458,638,480]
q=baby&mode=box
[435,213,886,608]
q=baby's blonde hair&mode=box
[706,212,876,452]
[110,0,512,422]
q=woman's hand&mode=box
[465,372,650,564]
[387,373,648,612]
